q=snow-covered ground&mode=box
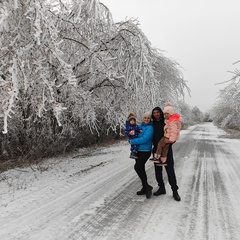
[0,122,240,240]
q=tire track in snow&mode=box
[1,123,240,240]
[177,124,240,240]
[0,147,136,240]
[66,165,156,240]
[65,128,200,240]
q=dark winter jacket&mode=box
[130,121,153,151]
[125,120,141,139]
[151,107,165,153]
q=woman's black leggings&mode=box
[134,151,151,187]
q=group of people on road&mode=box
[125,103,181,201]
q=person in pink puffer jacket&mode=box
[150,102,181,166]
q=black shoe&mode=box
[153,187,166,196]
[149,157,161,163]
[173,191,181,201]
[136,187,146,195]
[145,185,153,199]
[156,160,167,166]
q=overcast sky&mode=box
[100,0,240,112]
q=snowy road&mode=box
[1,122,240,240]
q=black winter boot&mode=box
[173,191,181,201]
[130,151,138,159]
[145,185,153,199]
[153,187,166,196]
[136,187,146,195]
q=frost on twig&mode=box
[0,0,189,158]
[2,58,19,134]
[211,61,240,130]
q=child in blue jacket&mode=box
[125,112,142,159]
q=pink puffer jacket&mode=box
[164,113,181,143]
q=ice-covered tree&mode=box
[0,0,189,159]
[211,62,240,130]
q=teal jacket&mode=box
[130,121,153,151]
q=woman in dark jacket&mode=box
[129,111,154,199]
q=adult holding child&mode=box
[128,111,154,199]
[151,103,181,201]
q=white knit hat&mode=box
[143,111,152,118]
[163,102,174,115]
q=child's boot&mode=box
[149,154,161,163]
[130,151,138,159]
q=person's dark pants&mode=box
[154,144,179,191]
[134,151,151,187]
